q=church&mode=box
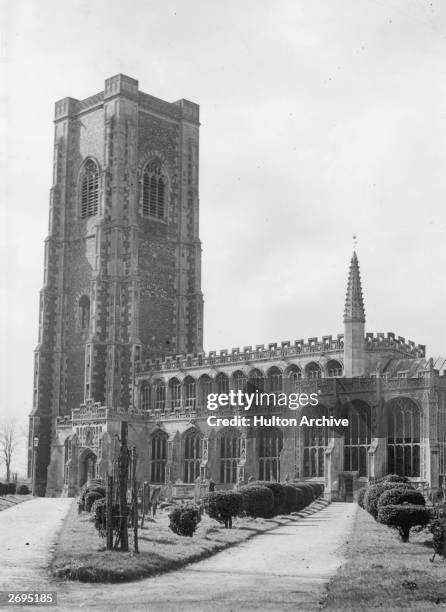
[29,74,446,501]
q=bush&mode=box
[377,504,430,542]
[0,482,8,496]
[429,519,446,559]
[375,474,411,485]
[307,482,324,498]
[282,484,299,513]
[168,503,201,537]
[7,482,16,494]
[203,491,243,528]
[254,482,286,515]
[364,482,408,519]
[378,487,425,509]
[292,483,315,507]
[238,484,274,518]
[78,483,106,512]
[85,490,104,513]
[357,487,367,508]
[17,484,30,495]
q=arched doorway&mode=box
[80,449,97,486]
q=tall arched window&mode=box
[183,376,196,409]
[286,365,302,392]
[198,375,212,408]
[303,409,328,477]
[344,401,371,476]
[267,367,282,393]
[220,430,240,483]
[258,427,283,481]
[79,295,90,330]
[140,382,151,411]
[232,371,247,393]
[184,430,201,483]
[154,381,166,412]
[80,159,99,218]
[387,398,421,477]
[169,378,182,410]
[150,431,167,483]
[216,373,229,395]
[142,161,167,219]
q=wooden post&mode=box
[119,421,129,552]
[106,474,113,550]
[132,447,139,553]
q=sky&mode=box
[1,0,446,474]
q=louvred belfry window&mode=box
[143,161,166,219]
[80,159,99,218]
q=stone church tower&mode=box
[29,75,203,494]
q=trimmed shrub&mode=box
[17,484,30,495]
[364,482,408,519]
[357,487,367,509]
[7,482,16,494]
[292,483,315,507]
[307,482,324,498]
[254,482,286,515]
[378,487,425,509]
[168,503,201,537]
[239,484,274,519]
[377,504,430,542]
[282,484,299,513]
[78,483,106,512]
[429,519,446,559]
[0,483,7,496]
[375,474,410,485]
[85,490,104,513]
[203,491,243,528]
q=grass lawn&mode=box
[52,498,327,583]
[324,506,446,611]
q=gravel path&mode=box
[56,502,357,612]
[0,497,72,592]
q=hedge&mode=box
[292,483,315,506]
[357,487,367,508]
[377,504,430,542]
[203,491,243,528]
[17,484,31,495]
[238,484,274,518]
[374,474,410,485]
[377,487,425,509]
[85,491,104,513]
[254,482,286,515]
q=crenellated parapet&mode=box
[365,332,425,357]
[136,334,345,374]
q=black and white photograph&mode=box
[1,1,446,610]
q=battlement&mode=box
[365,332,425,357]
[136,334,345,374]
[54,74,199,123]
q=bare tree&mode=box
[0,419,19,482]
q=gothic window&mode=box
[216,373,229,395]
[79,295,90,330]
[343,401,371,476]
[327,360,343,378]
[198,375,212,408]
[232,371,247,393]
[169,378,182,410]
[150,431,167,483]
[184,430,201,483]
[184,376,196,409]
[154,381,166,411]
[140,382,151,411]
[258,427,283,481]
[286,365,302,391]
[80,159,99,218]
[220,430,240,484]
[387,398,421,477]
[303,414,328,477]
[142,160,167,219]
[306,362,322,380]
[267,367,282,393]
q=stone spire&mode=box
[344,251,365,323]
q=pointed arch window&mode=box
[220,431,240,483]
[184,430,201,483]
[142,161,167,219]
[150,431,167,483]
[80,159,99,218]
[79,295,90,330]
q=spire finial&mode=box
[352,233,358,250]
[344,248,365,323]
